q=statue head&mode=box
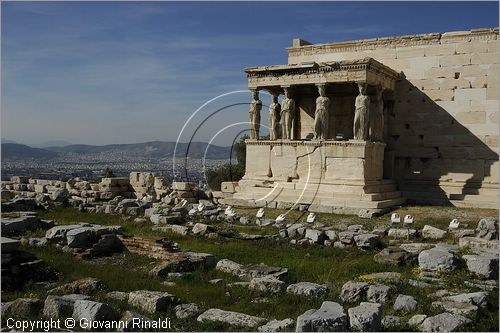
[283,87,291,98]
[271,92,279,103]
[358,83,367,95]
[251,89,259,100]
[317,84,326,97]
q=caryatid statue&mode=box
[248,89,262,140]
[281,87,295,140]
[370,87,384,142]
[268,92,281,140]
[314,84,330,140]
[353,83,370,140]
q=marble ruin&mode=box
[224,28,499,214]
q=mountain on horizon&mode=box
[1,141,233,160]
[1,143,59,159]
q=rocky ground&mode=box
[1,181,499,332]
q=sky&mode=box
[1,1,498,146]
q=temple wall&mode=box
[287,29,499,207]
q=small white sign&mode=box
[391,213,400,223]
[306,212,316,223]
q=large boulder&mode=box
[128,290,176,314]
[421,312,471,332]
[462,254,499,279]
[422,225,447,240]
[286,282,328,298]
[339,281,368,303]
[295,301,348,332]
[348,302,382,332]
[72,300,118,323]
[418,247,457,272]
[197,308,266,328]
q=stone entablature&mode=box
[287,28,499,59]
[245,58,399,91]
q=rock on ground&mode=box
[197,308,266,328]
[408,314,427,327]
[393,294,417,312]
[128,290,176,314]
[174,303,201,319]
[43,294,91,319]
[374,247,414,266]
[353,233,379,249]
[359,272,403,285]
[119,310,154,332]
[249,276,286,293]
[431,300,478,317]
[72,300,118,322]
[443,292,488,308]
[286,282,328,298]
[258,318,294,332]
[366,284,391,303]
[382,316,401,330]
[421,312,471,332]
[422,225,447,239]
[48,278,104,295]
[418,248,457,272]
[399,243,434,254]
[106,291,129,302]
[348,302,382,332]
[339,281,368,303]
[2,298,43,319]
[295,301,348,332]
[462,254,499,279]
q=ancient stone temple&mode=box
[226,28,499,214]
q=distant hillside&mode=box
[2,141,233,160]
[1,143,59,159]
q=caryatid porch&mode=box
[233,58,406,215]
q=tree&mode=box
[206,135,247,191]
[103,167,115,178]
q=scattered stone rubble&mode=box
[2,174,499,332]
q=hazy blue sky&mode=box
[2,1,498,146]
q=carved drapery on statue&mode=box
[268,93,281,140]
[353,83,370,140]
[314,84,330,140]
[248,90,262,140]
[370,87,384,142]
[281,87,295,140]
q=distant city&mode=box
[1,140,234,184]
